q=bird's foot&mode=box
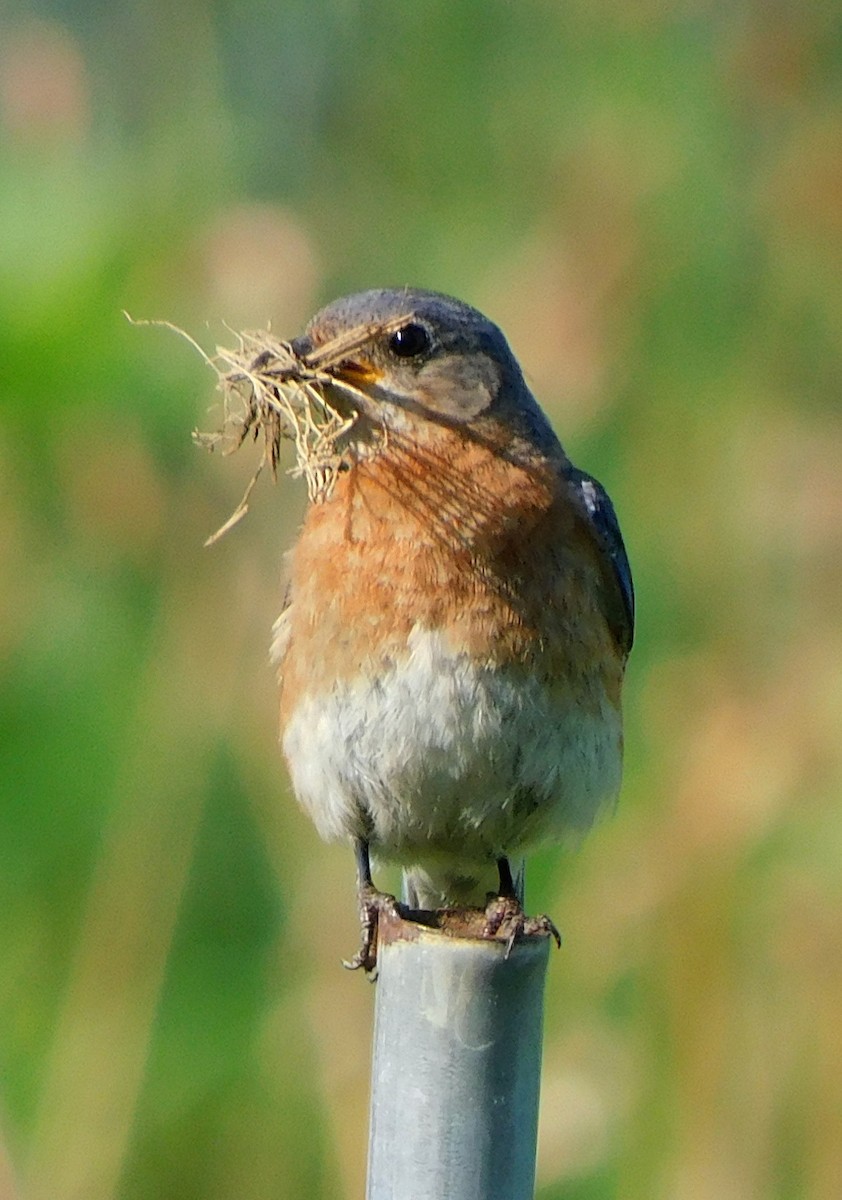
[482,894,562,957]
[343,886,401,976]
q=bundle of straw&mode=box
[129,312,410,545]
[193,329,360,543]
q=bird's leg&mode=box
[342,837,400,975]
[497,856,518,899]
[356,836,375,891]
[483,856,561,955]
[482,857,523,948]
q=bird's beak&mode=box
[330,358,382,387]
[317,359,385,424]
[289,335,381,386]
[289,331,386,419]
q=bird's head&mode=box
[290,288,561,459]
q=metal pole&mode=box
[366,908,551,1200]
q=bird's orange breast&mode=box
[278,420,621,725]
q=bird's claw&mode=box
[343,887,401,976]
[482,894,562,957]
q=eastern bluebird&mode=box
[269,289,634,970]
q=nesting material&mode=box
[194,329,359,544]
[128,312,408,546]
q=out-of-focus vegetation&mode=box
[1,3,841,1198]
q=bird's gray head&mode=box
[292,288,560,456]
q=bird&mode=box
[270,288,634,971]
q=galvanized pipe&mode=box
[366,909,551,1200]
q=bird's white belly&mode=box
[282,625,622,867]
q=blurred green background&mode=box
[2,2,841,1198]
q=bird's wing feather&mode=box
[566,466,634,657]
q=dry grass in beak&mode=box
[195,329,359,543]
[127,314,409,545]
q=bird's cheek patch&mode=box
[415,355,501,421]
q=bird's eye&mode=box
[388,322,431,359]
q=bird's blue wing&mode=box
[567,467,634,657]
